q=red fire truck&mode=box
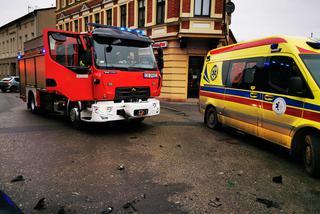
[18,24,163,128]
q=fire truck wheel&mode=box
[205,106,221,130]
[303,133,320,178]
[1,88,6,92]
[69,105,83,130]
[28,93,37,113]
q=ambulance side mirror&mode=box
[289,77,305,95]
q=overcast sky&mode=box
[0,0,319,42]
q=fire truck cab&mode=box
[19,24,162,128]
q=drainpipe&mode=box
[223,0,229,45]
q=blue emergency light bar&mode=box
[88,23,146,36]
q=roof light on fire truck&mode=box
[42,49,46,54]
[17,54,22,60]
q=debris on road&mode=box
[117,164,125,171]
[72,192,80,196]
[58,206,65,214]
[101,206,113,214]
[10,175,25,183]
[208,198,222,208]
[227,180,235,188]
[123,201,137,212]
[159,145,163,148]
[176,145,182,148]
[256,197,280,209]
[130,136,138,139]
[273,176,283,184]
[237,170,244,176]
[33,197,46,210]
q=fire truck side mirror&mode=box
[83,50,93,66]
[157,48,164,72]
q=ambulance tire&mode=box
[303,133,320,178]
[69,104,83,130]
[205,106,221,130]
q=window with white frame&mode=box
[194,0,210,16]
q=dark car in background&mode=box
[0,76,20,92]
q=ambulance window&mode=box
[226,60,259,90]
[265,56,305,95]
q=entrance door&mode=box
[188,56,204,98]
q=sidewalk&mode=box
[160,100,202,123]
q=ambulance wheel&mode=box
[303,133,320,178]
[69,105,83,130]
[205,106,221,130]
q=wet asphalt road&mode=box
[0,92,320,214]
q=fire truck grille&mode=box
[115,87,150,102]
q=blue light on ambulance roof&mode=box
[271,61,276,64]
[280,63,284,66]
[120,27,125,31]
[127,28,132,32]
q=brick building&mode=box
[56,0,235,101]
[0,7,56,78]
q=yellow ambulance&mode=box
[199,36,320,177]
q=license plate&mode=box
[134,109,148,116]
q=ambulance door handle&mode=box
[250,92,258,99]
[264,94,274,101]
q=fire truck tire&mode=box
[1,88,6,92]
[28,93,37,114]
[205,106,221,130]
[69,104,83,130]
[303,133,320,178]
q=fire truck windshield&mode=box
[93,41,157,71]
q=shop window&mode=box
[94,13,100,24]
[120,5,127,27]
[138,0,145,27]
[106,9,112,25]
[156,0,165,24]
[194,0,211,17]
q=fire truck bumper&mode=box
[81,99,160,122]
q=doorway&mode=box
[188,56,204,98]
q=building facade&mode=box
[56,0,235,101]
[0,7,56,79]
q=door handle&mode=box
[264,94,274,101]
[250,92,258,99]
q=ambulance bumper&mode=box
[81,99,160,122]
